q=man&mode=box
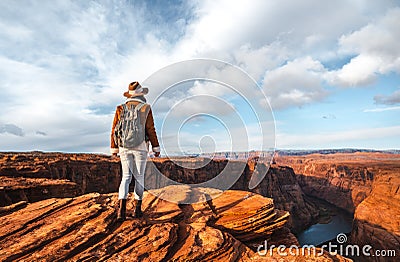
[111,81,160,221]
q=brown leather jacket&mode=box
[110,101,160,154]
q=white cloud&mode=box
[261,57,328,109]
[0,0,187,152]
[363,106,400,113]
[188,81,234,97]
[232,43,290,81]
[374,89,400,105]
[326,54,378,86]
[0,123,24,136]
[167,95,236,118]
[328,8,400,86]
[179,0,375,54]
[0,0,399,152]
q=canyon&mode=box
[275,152,400,261]
[0,153,319,233]
[0,185,351,261]
[0,151,399,261]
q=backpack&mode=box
[114,103,147,148]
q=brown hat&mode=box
[123,81,149,98]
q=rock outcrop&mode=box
[0,152,319,233]
[2,151,398,260]
[276,152,400,261]
[351,170,400,261]
[245,164,320,232]
[275,153,379,213]
[0,186,350,261]
[0,176,79,206]
[0,152,121,197]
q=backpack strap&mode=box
[133,103,146,119]
[121,102,146,119]
[135,103,146,111]
[121,103,128,118]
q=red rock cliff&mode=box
[276,152,400,261]
[275,153,379,213]
[351,169,400,261]
[2,151,398,260]
[0,152,318,233]
[0,186,350,261]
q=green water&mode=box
[297,212,353,246]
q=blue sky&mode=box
[0,0,399,154]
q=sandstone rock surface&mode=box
[276,152,400,261]
[275,153,397,213]
[351,171,400,261]
[0,186,350,261]
[246,164,319,232]
[0,152,121,200]
[0,176,79,206]
[0,152,319,233]
[2,151,398,260]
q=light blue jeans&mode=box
[118,148,147,200]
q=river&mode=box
[297,209,353,246]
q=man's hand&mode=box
[154,152,160,157]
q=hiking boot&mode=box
[117,199,127,221]
[134,199,143,218]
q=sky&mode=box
[0,0,399,154]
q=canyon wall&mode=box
[0,152,318,233]
[238,162,319,232]
[0,153,121,194]
[0,186,350,261]
[351,167,400,261]
[276,153,400,261]
[1,151,399,260]
[275,153,376,213]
